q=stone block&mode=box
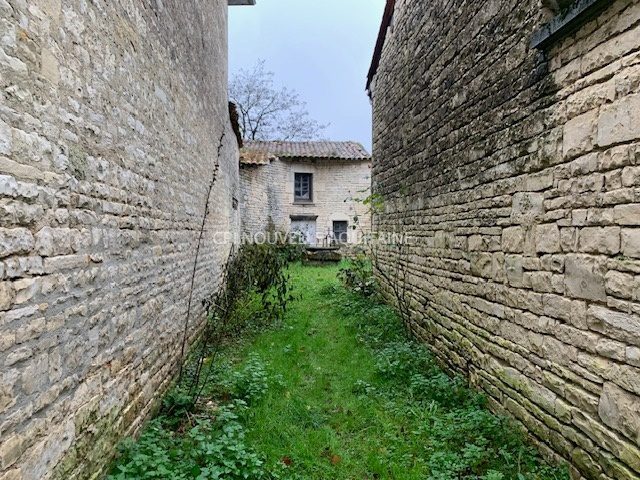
[588,305,640,346]
[470,252,492,278]
[543,293,587,328]
[578,227,621,254]
[0,228,34,259]
[598,93,640,147]
[12,278,38,305]
[0,175,38,199]
[614,204,640,226]
[511,192,544,225]
[0,119,11,156]
[622,229,640,258]
[525,170,554,191]
[21,354,49,395]
[5,346,33,367]
[599,145,631,170]
[563,110,597,158]
[628,347,640,367]
[572,209,588,226]
[15,317,45,344]
[3,256,43,279]
[605,270,635,299]
[40,48,60,86]
[492,252,506,282]
[570,152,598,176]
[0,157,45,182]
[43,254,90,273]
[505,255,524,287]
[530,271,553,293]
[0,281,15,311]
[621,166,640,187]
[502,226,524,253]
[560,227,578,252]
[0,369,18,415]
[34,227,73,257]
[468,234,485,251]
[35,0,62,21]
[0,435,23,469]
[599,382,640,445]
[540,254,564,273]
[535,224,560,253]
[564,254,606,301]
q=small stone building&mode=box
[239,141,372,245]
[368,0,640,478]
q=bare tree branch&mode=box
[230,60,328,142]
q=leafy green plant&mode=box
[338,255,377,297]
[112,264,568,480]
[422,407,566,479]
[108,402,268,480]
[223,355,270,404]
[109,241,298,479]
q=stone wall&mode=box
[369,0,640,478]
[240,158,371,244]
[0,0,239,478]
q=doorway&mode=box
[291,218,317,245]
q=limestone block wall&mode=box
[370,0,640,478]
[239,158,371,243]
[0,0,239,478]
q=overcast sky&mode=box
[228,0,386,152]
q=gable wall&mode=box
[240,158,371,244]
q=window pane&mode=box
[295,173,312,201]
[333,221,348,243]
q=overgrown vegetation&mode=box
[111,261,568,480]
[337,260,568,479]
[338,254,377,297]
[108,241,299,480]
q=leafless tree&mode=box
[229,60,328,141]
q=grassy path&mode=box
[110,262,568,480]
[235,264,567,480]
[242,264,426,479]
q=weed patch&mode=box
[110,264,569,480]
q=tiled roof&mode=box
[240,141,370,165]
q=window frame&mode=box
[294,172,313,203]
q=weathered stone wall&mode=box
[239,158,371,243]
[0,0,239,478]
[370,0,640,478]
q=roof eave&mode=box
[366,0,396,97]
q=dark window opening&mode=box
[294,173,313,202]
[333,221,348,243]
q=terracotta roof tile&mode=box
[240,141,370,165]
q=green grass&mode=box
[242,264,424,479]
[110,262,569,480]
[236,263,568,480]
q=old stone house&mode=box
[0,0,254,478]
[239,141,372,245]
[368,0,640,479]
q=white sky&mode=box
[229,0,387,151]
